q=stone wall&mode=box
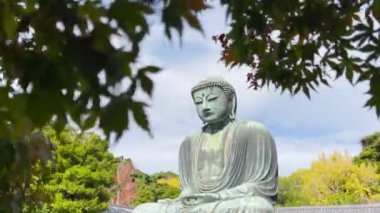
[110,158,137,207]
[106,203,380,213]
[275,204,380,213]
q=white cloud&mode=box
[276,129,373,176]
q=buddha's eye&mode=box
[207,96,218,101]
[194,98,203,105]
[195,101,202,105]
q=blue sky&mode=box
[108,4,379,176]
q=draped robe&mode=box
[133,120,278,213]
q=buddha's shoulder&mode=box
[234,120,270,133]
[235,120,267,130]
[185,129,200,137]
[180,130,200,145]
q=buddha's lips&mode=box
[203,112,214,117]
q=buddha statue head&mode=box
[191,77,237,126]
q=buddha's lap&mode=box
[133,196,273,213]
[213,196,274,212]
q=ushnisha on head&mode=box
[191,77,237,125]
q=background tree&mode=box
[131,171,180,207]
[277,170,307,207]
[153,172,180,201]
[278,151,380,206]
[23,128,117,213]
[354,132,380,173]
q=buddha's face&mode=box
[192,86,231,124]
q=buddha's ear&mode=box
[229,95,237,121]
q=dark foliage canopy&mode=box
[216,0,380,116]
[0,1,202,210]
[0,0,378,142]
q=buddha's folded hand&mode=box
[180,193,220,206]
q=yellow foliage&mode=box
[157,177,180,189]
[293,151,380,205]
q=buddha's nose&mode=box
[202,102,211,112]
